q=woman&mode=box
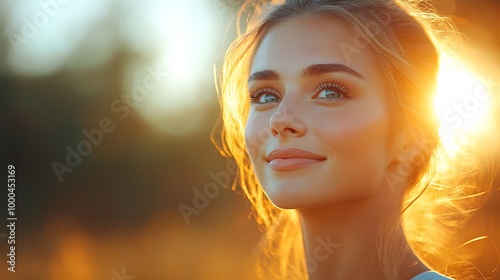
[214,0,492,279]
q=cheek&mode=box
[321,112,388,151]
[316,106,390,188]
[244,112,273,161]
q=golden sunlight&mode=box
[434,55,491,153]
[127,0,221,136]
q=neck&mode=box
[298,190,428,280]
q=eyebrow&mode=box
[248,63,364,84]
[247,69,280,84]
[302,64,364,79]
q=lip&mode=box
[266,148,326,172]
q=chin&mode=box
[263,182,381,211]
[264,187,331,210]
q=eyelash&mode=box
[316,81,351,101]
[248,80,351,104]
[248,87,279,104]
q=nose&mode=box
[270,98,306,138]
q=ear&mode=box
[387,133,413,165]
[384,133,413,193]
[385,132,421,179]
[390,131,435,172]
[385,130,437,191]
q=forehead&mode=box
[250,14,377,80]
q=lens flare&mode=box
[434,55,491,153]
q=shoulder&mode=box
[411,271,453,280]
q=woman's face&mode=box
[245,15,397,209]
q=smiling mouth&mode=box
[266,148,326,172]
[268,158,325,171]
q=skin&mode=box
[245,15,428,279]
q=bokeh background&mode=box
[1,0,499,279]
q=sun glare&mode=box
[121,0,223,136]
[434,55,491,153]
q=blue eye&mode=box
[249,81,350,104]
[249,88,281,104]
[317,88,345,99]
[315,81,350,101]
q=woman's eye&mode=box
[250,90,281,104]
[317,88,345,99]
[258,93,280,103]
[315,82,350,101]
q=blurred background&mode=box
[0,0,499,279]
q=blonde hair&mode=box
[213,0,495,279]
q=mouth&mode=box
[266,148,326,172]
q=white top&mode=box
[411,271,452,280]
